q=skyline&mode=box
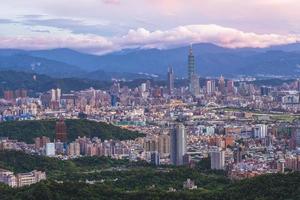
[1,0,300,54]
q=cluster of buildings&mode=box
[2,46,300,181]
[0,169,46,187]
[0,118,132,160]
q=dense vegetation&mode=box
[0,173,298,200]
[0,119,144,143]
[0,150,300,199]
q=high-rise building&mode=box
[210,148,225,170]
[227,80,234,94]
[167,66,174,95]
[218,75,225,94]
[187,46,200,95]
[260,86,271,96]
[51,88,61,102]
[140,83,147,93]
[190,74,200,96]
[170,124,186,166]
[233,146,243,164]
[4,90,14,101]
[206,80,216,95]
[295,79,300,91]
[67,142,80,156]
[188,45,195,83]
[253,124,267,139]
[15,89,27,98]
[55,117,67,143]
[158,134,170,155]
[150,151,160,166]
[291,127,300,149]
[34,136,50,150]
[45,143,55,156]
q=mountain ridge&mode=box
[1,42,300,78]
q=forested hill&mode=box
[0,171,299,199]
[0,150,299,199]
[0,119,144,143]
[0,70,111,96]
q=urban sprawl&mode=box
[1,47,300,188]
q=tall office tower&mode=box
[170,124,187,166]
[188,45,195,83]
[206,80,216,95]
[227,80,234,94]
[190,74,200,96]
[55,116,67,143]
[167,66,174,95]
[210,148,225,170]
[218,75,225,94]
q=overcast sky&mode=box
[1,0,300,54]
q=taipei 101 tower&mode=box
[188,45,195,82]
[187,45,200,96]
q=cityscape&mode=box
[1,0,300,199]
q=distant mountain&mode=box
[0,54,84,78]
[2,42,300,78]
[82,70,160,81]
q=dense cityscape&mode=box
[2,1,300,199]
[0,46,300,192]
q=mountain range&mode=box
[1,43,300,79]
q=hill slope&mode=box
[0,119,144,143]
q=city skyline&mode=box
[1,1,300,54]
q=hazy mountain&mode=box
[0,54,84,78]
[1,42,300,78]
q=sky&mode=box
[1,0,300,54]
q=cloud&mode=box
[19,15,110,35]
[0,34,115,54]
[117,24,300,49]
[0,24,299,54]
[102,0,120,5]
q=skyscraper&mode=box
[167,66,174,95]
[218,75,225,94]
[188,45,195,83]
[170,124,186,166]
[210,148,225,170]
[190,74,200,96]
[253,124,267,139]
[206,80,216,95]
[227,80,234,94]
[187,45,200,96]
[55,116,67,143]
